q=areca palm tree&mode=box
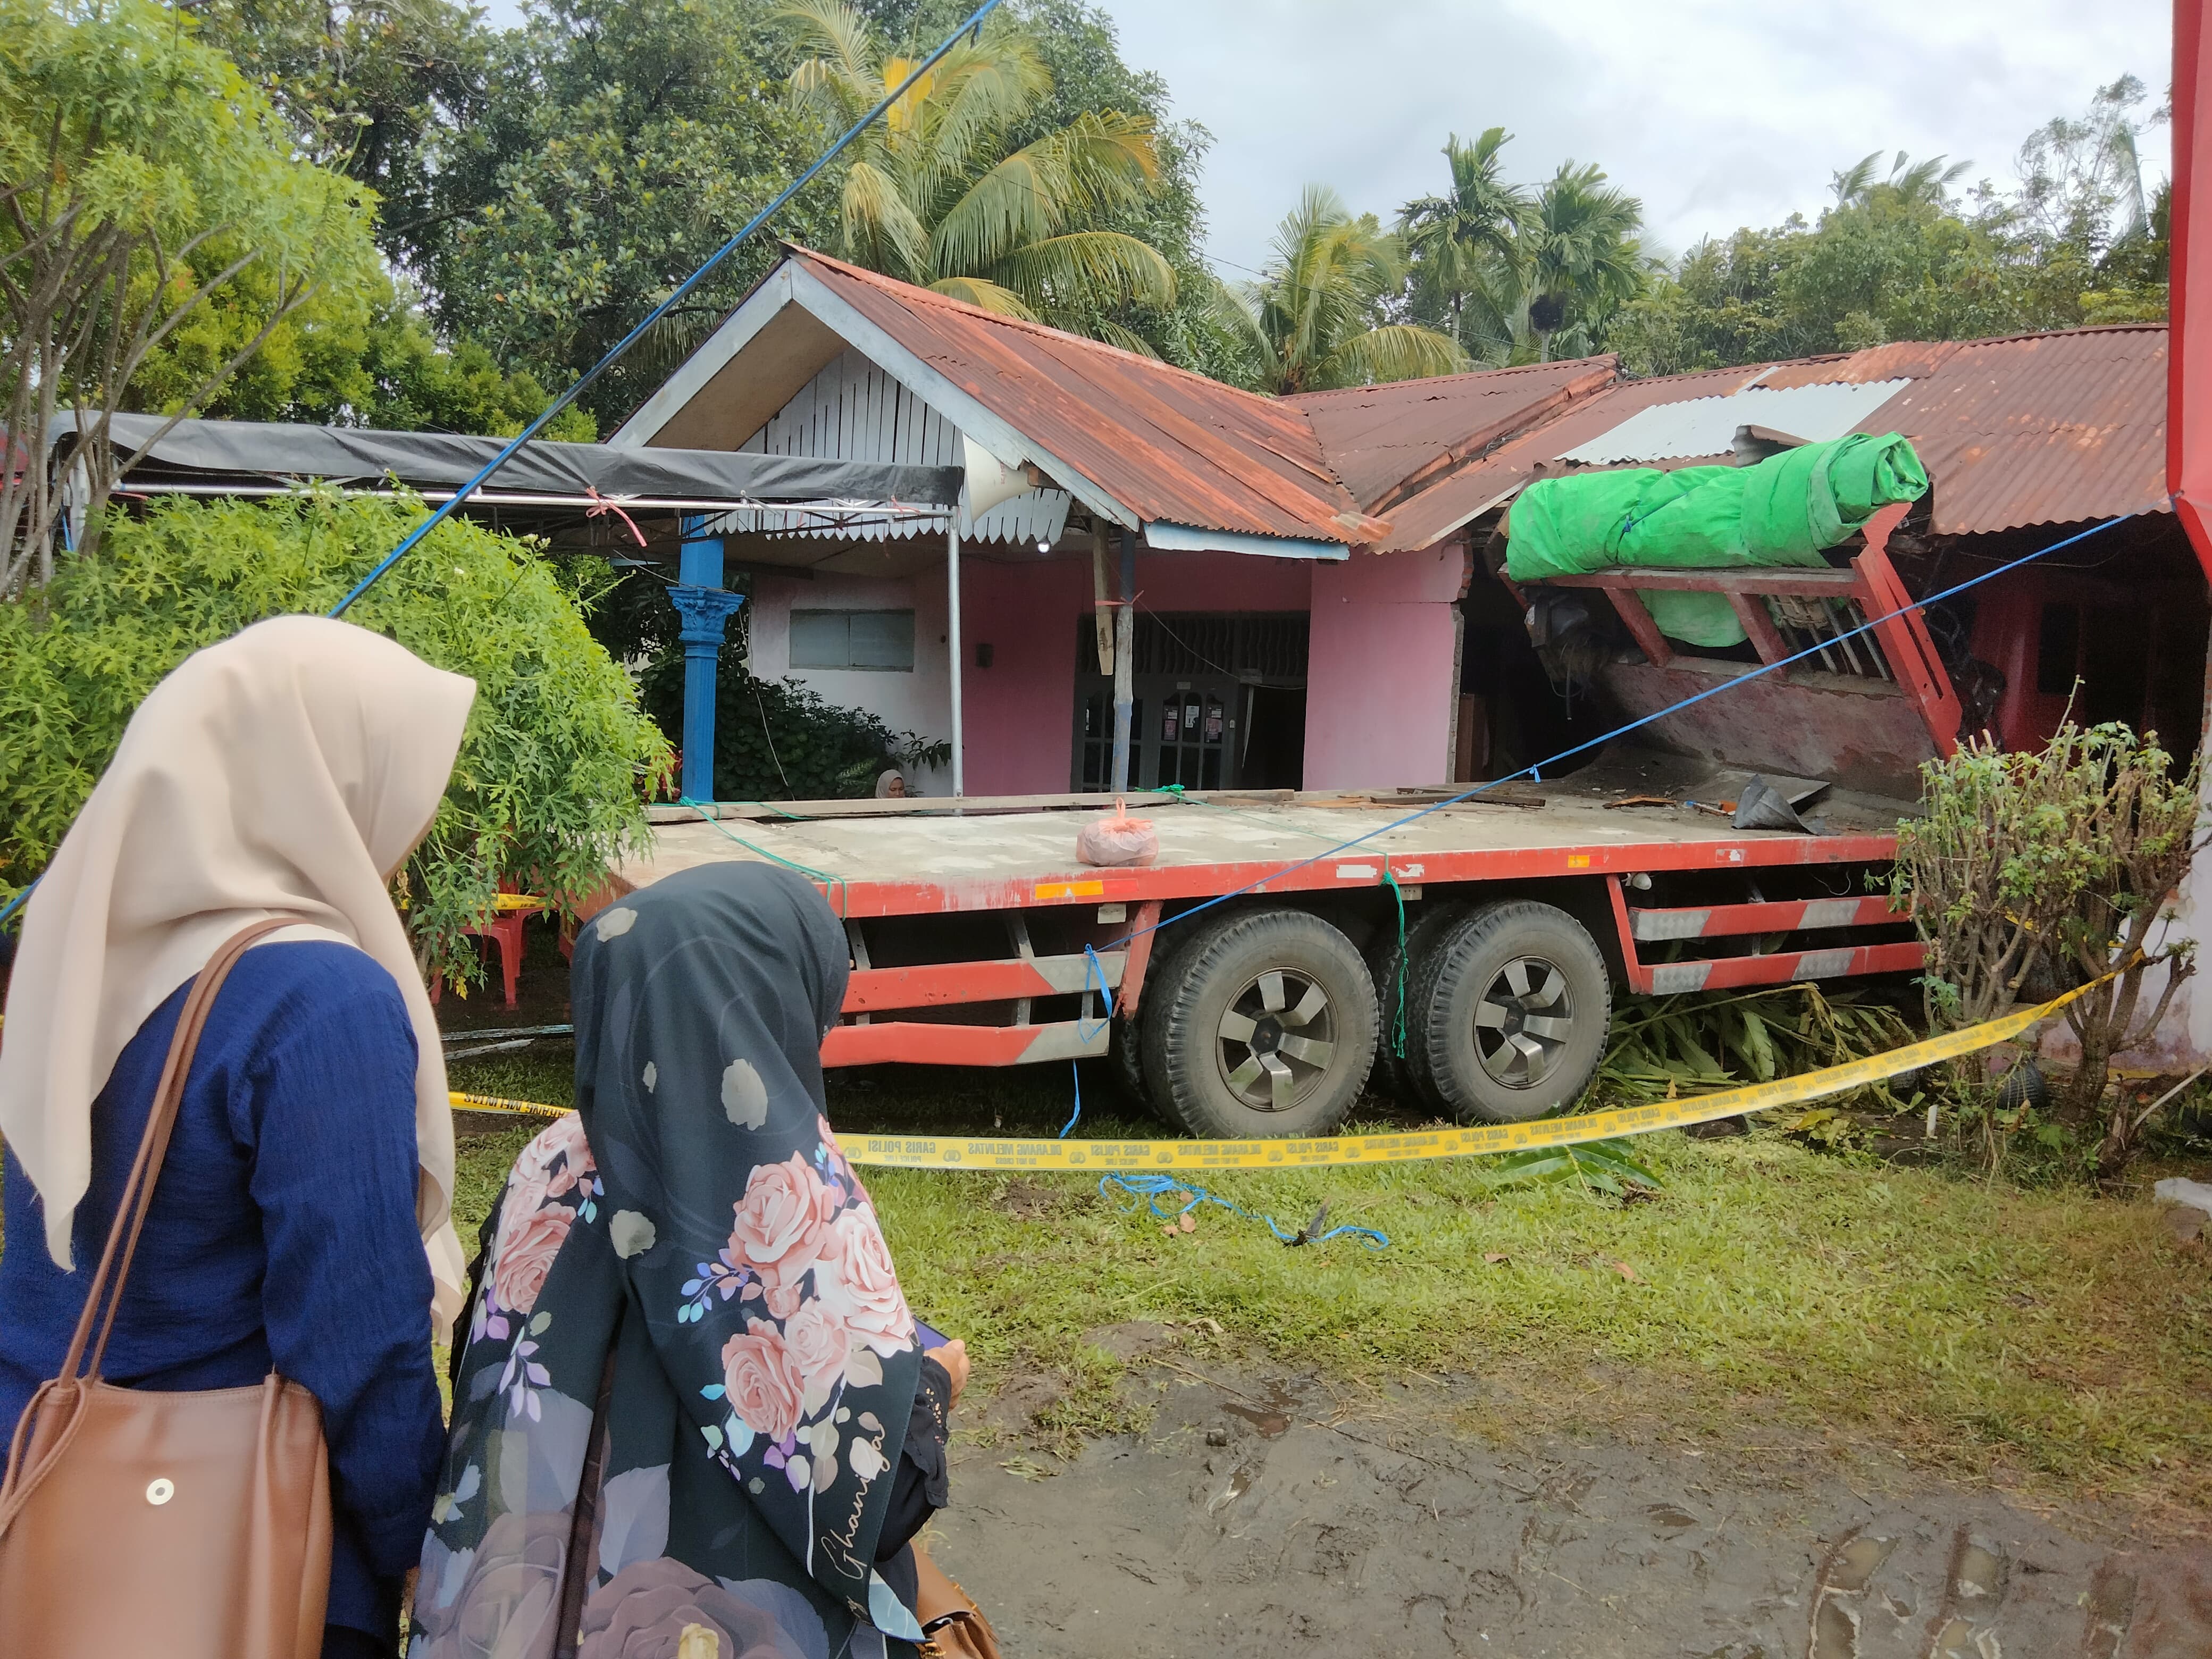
[1397,128,1532,355]
[779,0,1175,350]
[1217,187,1461,395]
[1520,162,1647,360]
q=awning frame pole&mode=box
[1110,526,1136,791]
[948,523,966,798]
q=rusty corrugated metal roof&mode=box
[1848,326,2168,533]
[1373,362,1773,550]
[1379,327,2172,550]
[1285,358,1615,512]
[789,249,1371,544]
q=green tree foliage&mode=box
[1219,186,1461,394]
[0,495,672,981]
[638,645,933,800]
[409,0,839,428]
[0,0,384,588]
[1613,80,2170,376]
[1397,129,1532,362]
[856,0,1238,375]
[1395,133,1648,367]
[192,0,491,240]
[777,0,1176,355]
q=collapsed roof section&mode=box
[1358,325,2171,551]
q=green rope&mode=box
[678,798,850,917]
[1380,864,1409,1060]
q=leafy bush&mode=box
[0,493,671,983]
[1893,722,2204,1179]
[638,644,941,801]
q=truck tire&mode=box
[1368,901,1470,1105]
[1106,1012,1162,1119]
[1139,908,1378,1139]
[1407,900,1610,1124]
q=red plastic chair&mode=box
[431,884,544,1009]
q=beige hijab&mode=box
[0,615,476,1333]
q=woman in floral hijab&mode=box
[413,864,961,1659]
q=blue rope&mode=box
[1100,1172,1389,1250]
[322,0,1006,619]
[1096,512,2129,960]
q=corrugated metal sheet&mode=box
[714,347,1071,545]
[1286,358,1614,510]
[1373,363,1772,550]
[1849,326,2168,533]
[791,249,1365,544]
[1380,327,2171,549]
[1559,379,1913,462]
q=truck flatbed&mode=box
[615,751,1922,1115]
[625,751,1911,916]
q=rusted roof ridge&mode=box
[1002,325,1355,529]
[789,247,1300,411]
[1367,363,1622,516]
[1281,354,1616,406]
[808,258,1359,538]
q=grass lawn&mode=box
[449,1043,2212,1527]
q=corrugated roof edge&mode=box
[790,246,1301,412]
[1280,354,1618,406]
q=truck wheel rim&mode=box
[1473,956,1574,1088]
[1216,969,1335,1111]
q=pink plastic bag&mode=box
[1077,798,1159,867]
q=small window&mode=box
[789,609,915,671]
[2035,602,2081,696]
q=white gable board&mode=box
[706,348,1071,547]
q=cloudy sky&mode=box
[1097,0,2172,279]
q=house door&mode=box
[1073,613,1308,791]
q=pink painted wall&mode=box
[958,555,1086,794]
[956,548,1315,793]
[1304,544,1469,790]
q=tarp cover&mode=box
[1505,432,1930,647]
[55,413,963,508]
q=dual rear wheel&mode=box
[1126,898,1610,1139]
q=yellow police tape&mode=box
[451,976,2099,1172]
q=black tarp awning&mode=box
[51,415,962,544]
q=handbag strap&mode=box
[57,919,295,1387]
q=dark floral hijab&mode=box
[413,864,928,1659]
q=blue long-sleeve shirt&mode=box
[0,941,446,1640]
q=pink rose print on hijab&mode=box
[719,1322,807,1444]
[780,1301,853,1398]
[811,1209,916,1357]
[416,1509,572,1659]
[726,1154,840,1292]
[507,1112,595,1217]
[577,1559,811,1659]
[492,1204,574,1320]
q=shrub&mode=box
[0,493,671,984]
[637,644,942,802]
[1893,722,2203,1179]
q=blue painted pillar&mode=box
[670,522,744,804]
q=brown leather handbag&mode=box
[0,919,334,1658]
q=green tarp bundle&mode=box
[1503,432,1930,648]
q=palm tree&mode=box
[1830,151,1972,211]
[779,0,1175,351]
[1397,128,1532,356]
[1520,162,1647,360]
[1217,186,1461,394]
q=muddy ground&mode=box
[926,1327,2212,1659]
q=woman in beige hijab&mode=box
[0,616,474,1659]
